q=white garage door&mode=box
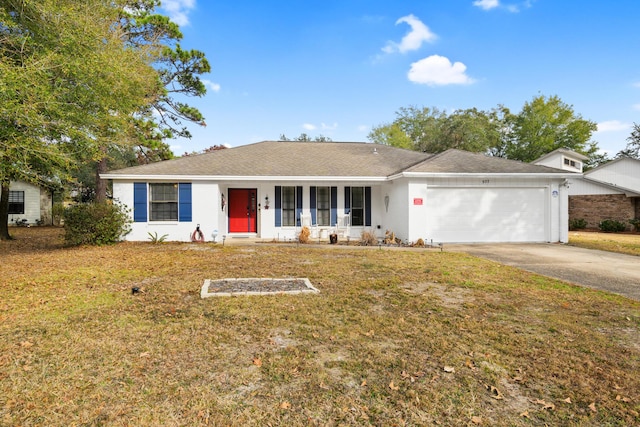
[425,187,548,243]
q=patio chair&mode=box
[335,213,351,239]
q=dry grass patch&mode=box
[1,227,639,426]
[569,231,640,256]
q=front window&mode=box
[316,187,330,226]
[351,187,364,226]
[150,183,178,221]
[8,191,25,214]
[282,186,296,226]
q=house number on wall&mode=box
[482,180,490,184]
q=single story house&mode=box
[101,141,577,243]
[6,181,54,226]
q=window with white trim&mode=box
[316,186,330,226]
[149,183,178,221]
[282,186,296,226]
[351,187,365,226]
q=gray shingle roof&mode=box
[405,149,572,174]
[103,142,571,179]
[104,141,431,177]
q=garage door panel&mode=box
[426,188,547,243]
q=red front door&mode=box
[228,189,257,233]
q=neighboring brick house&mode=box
[535,150,640,230]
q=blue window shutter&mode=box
[310,186,316,225]
[296,186,303,226]
[275,186,281,227]
[365,186,372,226]
[133,182,147,222]
[330,186,337,226]
[344,186,351,214]
[178,183,192,222]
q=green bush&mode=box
[598,219,626,233]
[63,202,131,246]
[569,218,588,230]
[630,218,640,232]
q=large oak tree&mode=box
[0,0,159,239]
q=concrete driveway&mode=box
[448,243,640,301]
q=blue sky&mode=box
[160,0,640,157]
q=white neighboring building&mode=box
[535,149,640,229]
[6,181,53,226]
[102,141,576,243]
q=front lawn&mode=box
[569,231,640,256]
[1,228,639,426]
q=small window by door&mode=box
[282,186,296,226]
[316,187,330,226]
[351,187,365,226]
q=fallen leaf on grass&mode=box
[364,330,374,337]
[534,399,555,410]
[471,415,482,424]
[389,381,399,391]
[252,357,262,367]
[485,384,503,400]
[139,352,150,358]
[280,401,291,410]
[360,379,367,387]
[563,397,572,404]
[589,402,596,412]
[443,366,455,373]
[520,410,529,418]
[615,395,631,403]
[20,341,33,348]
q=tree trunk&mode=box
[0,181,13,240]
[95,157,108,203]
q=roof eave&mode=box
[392,172,581,179]
[100,174,390,182]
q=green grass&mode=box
[0,227,638,426]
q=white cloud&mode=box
[321,122,338,131]
[202,79,220,93]
[302,123,317,131]
[474,0,533,13]
[473,0,500,10]
[408,55,475,86]
[596,120,631,132]
[382,14,437,54]
[633,104,640,111]
[357,125,369,132]
[162,0,196,26]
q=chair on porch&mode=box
[299,213,318,239]
[334,213,351,239]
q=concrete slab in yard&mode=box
[448,243,640,301]
[201,278,319,298]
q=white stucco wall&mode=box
[113,177,569,244]
[114,180,221,242]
